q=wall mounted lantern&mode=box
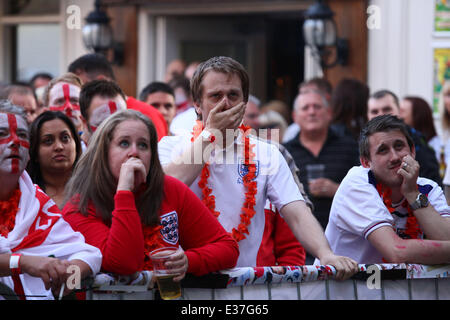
[82,0,123,65]
[303,0,348,69]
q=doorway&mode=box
[151,11,306,115]
[265,14,305,113]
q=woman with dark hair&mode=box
[27,111,82,209]
[400,96,442,163]
[330,78,370,142]
[62,109,238,279]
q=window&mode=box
[16,24,61,82]
[0,0,61,82]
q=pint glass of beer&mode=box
[150,247,181,300]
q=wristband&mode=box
[9,253,22,277]
[200,129,216,143]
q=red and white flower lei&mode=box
[191,121,258,242]
[375,183,421,239]
[142,224,164,270]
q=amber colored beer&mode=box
[155,274,181,300]
[150,247,182,300]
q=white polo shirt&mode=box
[324,166,450,264]
[169,107,197,136]
[158,133,304,267]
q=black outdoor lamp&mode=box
[303,0,348,69]
[82,0,123,65]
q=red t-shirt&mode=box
[126,97,168,141]
[257,205,306,266]
[62,175,239,276]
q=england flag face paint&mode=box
[88,96,127,132]
[0,113,30,175]
[48,82,82,128]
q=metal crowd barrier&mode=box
[86,264,450,300]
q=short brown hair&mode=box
[79,79,126,121]
[359,114,414,161]
[190,56,249,105]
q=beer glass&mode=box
[150,247,181,300]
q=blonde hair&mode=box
[260,100,291,124]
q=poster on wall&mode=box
[435,0,450,35]
[432,46,450,114]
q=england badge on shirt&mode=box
[160,211,179,245]
[237,158,260,184]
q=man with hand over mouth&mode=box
[158,56,358,279]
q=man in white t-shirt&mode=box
[324,114,450,264]
[158,56,358,279]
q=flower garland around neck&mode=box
[375,183,421,239]
[191,121,258,242]
[0,188,22,238]
[142,224,164,270]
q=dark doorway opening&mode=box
[175,11,305,121]
[265,14,305,120]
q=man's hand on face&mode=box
[205,98,246,135]
[397,154,420,200]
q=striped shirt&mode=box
[283,128,360,230]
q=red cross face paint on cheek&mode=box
[89,100,126,132]
[0,113,30,174]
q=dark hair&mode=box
[68,53,115,81]
[65,110,164,227]
[30,73,53,85]
[370,89,400,108]
[331,78,370,140]
[359,114,414,161]
[27,111,82,191]
[403,96,437,142]
[139,81,175,102]
[191,56,249,105]
[79,79,127,121]
[168,75,191,97]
